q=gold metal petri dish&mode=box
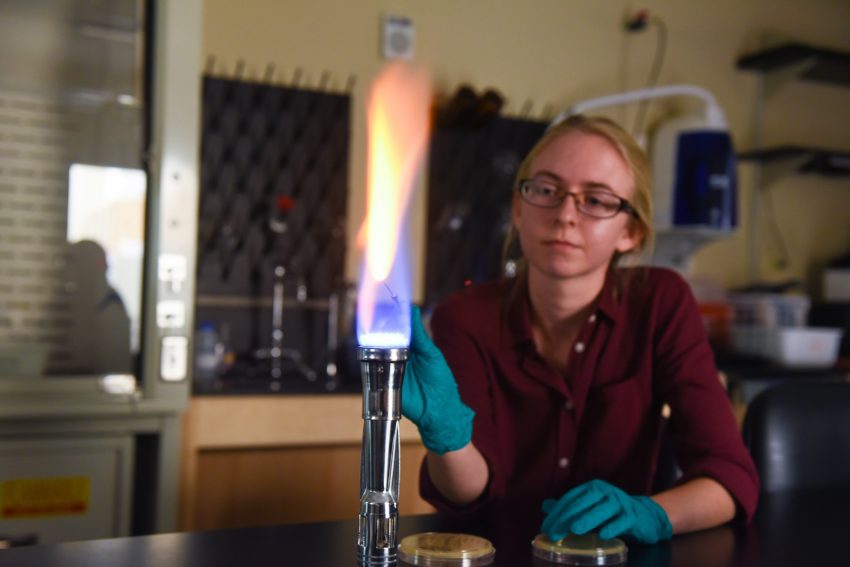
[398,532,496,566]
[531,533,627,565]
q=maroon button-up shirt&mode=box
[419,267,759,540]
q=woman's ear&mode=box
[615,221,644,255]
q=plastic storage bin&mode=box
[727,293,810,327]
[824,269,850,301]
[731,326,843,368]
[769,327,843,367]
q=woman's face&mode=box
[513,130,640,281]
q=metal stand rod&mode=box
[271,265,285,379]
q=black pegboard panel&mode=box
[195,76,351,390]
[424,116,547,307]
[198,76,350,298]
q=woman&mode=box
[401,114,759,546]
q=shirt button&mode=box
[564,399,574,411]
[589,313,597,323]
[574,342,585,354]
[558,457,570,469]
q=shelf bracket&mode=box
[761,155,810,187]
[762,58,819,99]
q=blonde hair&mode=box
[502,114,654,269]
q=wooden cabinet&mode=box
[179,395,434,531]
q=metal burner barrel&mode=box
[357,346,408,566]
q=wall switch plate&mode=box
[160,336,188,382]
[158,254,187,293]
[157,300,186,329]
[383,15,414,60]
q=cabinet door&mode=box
[0,436,133,543]
[191,443,433,530]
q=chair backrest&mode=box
[742,380,850,493]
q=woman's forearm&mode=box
[652,477,736,534]
[425,442,489,505]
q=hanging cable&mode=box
[762,186,790,270]
[625,10,668,137]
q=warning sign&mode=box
[0,477,90,519]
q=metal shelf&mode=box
[737,42,850,88]
[737,42,850,181]
[196,294,331,310]
[736,40,850,282]
[738,146,850,177]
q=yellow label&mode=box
[0,477,90,519]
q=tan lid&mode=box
[398,532,496,566]
[531,533,627,565]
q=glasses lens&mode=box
[578,191,625,218]
[520,180,560,207]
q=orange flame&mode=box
[358,63,431,344]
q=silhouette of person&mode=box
[58,240,132,374]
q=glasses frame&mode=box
[516,178,638,220]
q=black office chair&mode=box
[742,380,850,493]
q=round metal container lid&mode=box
[398,532,496,566]
[531,533,627,565]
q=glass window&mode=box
[0,0,147,377]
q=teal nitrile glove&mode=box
[541,479,672,544]
[402,305,475,455]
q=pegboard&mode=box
[195,76,351,386]
[424,116,547,307]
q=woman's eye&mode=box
[585,193,617,209]
[529,184,558,197]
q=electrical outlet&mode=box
[383,15,414,60]
[161,336,188,382]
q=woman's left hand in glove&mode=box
[541,479,672,544]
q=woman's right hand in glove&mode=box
[402,305,475,455]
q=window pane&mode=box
[0,0,146,377]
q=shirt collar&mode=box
[502,268,630,348]
[595,269,628,322]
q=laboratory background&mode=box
[0,0,849,565]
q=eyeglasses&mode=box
[517,178,637,220]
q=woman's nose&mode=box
[555,192,580,223]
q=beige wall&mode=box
[203,0,850,299]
